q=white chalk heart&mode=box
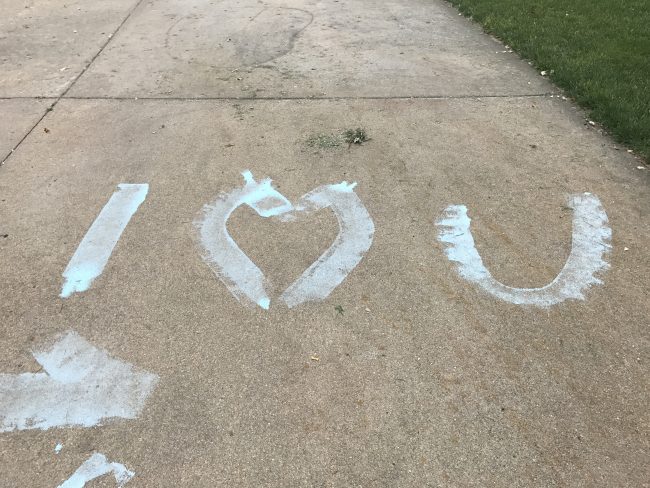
[196,171,375,309]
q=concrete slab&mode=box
[0,98,50,160]
[68,0,552,98]
[0,97,648,486]
[0,0,138,97]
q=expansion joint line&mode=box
[0,0,146,166]
[52,93,555,102]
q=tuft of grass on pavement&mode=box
[448,0,650,162]
[307,128,370,149]
[307,133,342,149]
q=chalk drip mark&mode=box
[196,171,374,309]
[436,193,611,307]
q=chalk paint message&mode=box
[436,193,611,306]
[196,171,374,309]
[58,453,134,488]
[61,184,148,298]
[0,331,158,432]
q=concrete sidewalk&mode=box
[1,0,648,486]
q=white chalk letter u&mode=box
[436,193,611,307]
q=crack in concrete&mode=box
[0,0,147,167]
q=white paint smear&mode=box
[0,331,158,432]
[436,193,611,307]
[279,182,375,308]
[196,171,374,309]
[60,184,148,298]
[58,453,134,488]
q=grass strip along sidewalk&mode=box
[448,0,650,162]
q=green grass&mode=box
[343,128,369,145]
[447,0,650,162]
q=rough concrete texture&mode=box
[0,99,49,160]
[0,0,136,97]
[1,0,648,487]
[68,0,552,98]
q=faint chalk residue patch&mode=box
[165,7,313,68]
[234,7,314,66]
[436,193,611,307]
